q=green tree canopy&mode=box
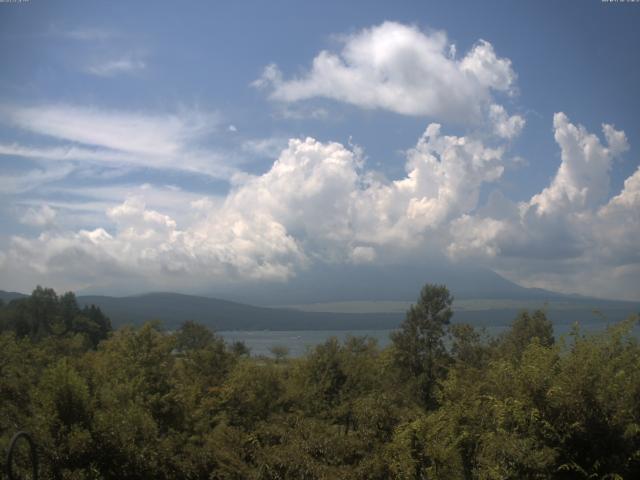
[391,283,453,408]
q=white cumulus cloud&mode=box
[254,22,517,123]
[531,113,628,215]
[1,125,507,291]
[2,113,638,300]
[488,104,525,140]
[445,113,637,300]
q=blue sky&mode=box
[1,0,639,300]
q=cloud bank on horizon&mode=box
[0,18,638,300]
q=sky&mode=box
[0,0,639,300]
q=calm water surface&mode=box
[219,320,627,357]
[219,330,395,357]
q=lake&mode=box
[219,318,632,357]
[218,329,395,357]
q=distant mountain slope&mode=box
[0,290,27,303]
[2,286,637,332]
[76,292,638,332]
[76,293,403,330]
[211,263,577,306]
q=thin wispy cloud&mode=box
[3,104,215,156]
[0,143,134,164]
[86,56,146,77]
[20,204,57,227]
[63,27,118,41]
[0,102,240,173]
[0,103,241,205]
[241,137,289,159]
[0,163,75,195]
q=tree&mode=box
[297,337,348,413]
[220,361,284,429]
[175,320,215,352]
[0,288,111,347]
[391,283,453,409]
[35,359,94,478]
[449,323,488,369]
[269,344,290,363]
[229,340,250,357]
[58,291,80,333]
[79,304,112,346]
[497,309,554,360]
[13,286,61,339]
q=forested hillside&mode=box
[1,286,639,479]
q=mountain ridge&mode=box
[204,263,593,305]
[2,288,638,332]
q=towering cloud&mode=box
[447,114,636,299]
[530,113,628,215]
[1,123,508,290]
[1,112,637,299]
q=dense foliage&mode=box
[1,286,639,479]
